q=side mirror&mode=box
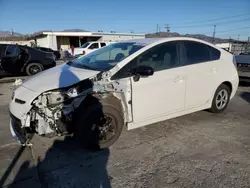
[132,65,154,82]
[135,65,154,76]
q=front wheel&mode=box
[25,62,44,76]
[74,104,124,150]
[209,84,231,113]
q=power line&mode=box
[170,13,250,26]
[214,26,250,34]
[202,26,250,35]
[216,32,250,37]
[171,17,250,28]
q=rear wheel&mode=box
[74,104,124,150]
[25,62,43,76]
[209,84,231,113]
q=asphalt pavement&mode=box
[0,82,250,188]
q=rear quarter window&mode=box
[208,46,221,60]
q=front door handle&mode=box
[174,76,184,83]
[211,68,217,73]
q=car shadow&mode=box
[239,81,250,87]
[5,137,111,188]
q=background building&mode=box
[28,31,145,51]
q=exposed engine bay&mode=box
[16,72,132,142]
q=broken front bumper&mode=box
[9,113,29,145]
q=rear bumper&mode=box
[230,73,239,99]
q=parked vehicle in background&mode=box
[0,44,56,75]
[9,37,238,150]
[66,41,115,56]
[36,47,61,59]
[235,53,250,82]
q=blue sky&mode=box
[0,0,250,40]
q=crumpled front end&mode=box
[9,72,132,145]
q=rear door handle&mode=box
[174,76,184,83]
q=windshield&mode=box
[67,42,145,71]
[80,42,90,48]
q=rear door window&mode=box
[5,45,19,56]
[101,43,106,47]
[183,41,211,65]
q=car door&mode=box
[128,41,186,123]
[181,40,221,109]
[1,45,27,73]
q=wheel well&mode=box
[222,81,232,93]
[22,61,43,72]
[73,94,123,119]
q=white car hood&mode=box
[22,64,100,93]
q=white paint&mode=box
[47,34,57,50]
[22,64,100,92]
[68,41,115,55]
[9,37,239,138]
[98,35,145,42]
[184,60,220,108]
[131,67,185,123]
[36,36,48,48]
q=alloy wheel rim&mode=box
[30,65,40,74]
[98,114,116,143]
[216,89,228,110]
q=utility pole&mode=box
[165,24,170,33]
[212,25,216,43]
[156,24,159,33]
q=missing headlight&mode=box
[65,87,78,98]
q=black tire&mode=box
[209,84,231,113]
[25,62,44,76]
[74,104,124,150]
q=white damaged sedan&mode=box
[9,37,239,149]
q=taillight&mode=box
[82,50,85,55]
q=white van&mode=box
[67,41,115,56]
[9,38,238,150]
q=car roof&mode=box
[124,37,216,47]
